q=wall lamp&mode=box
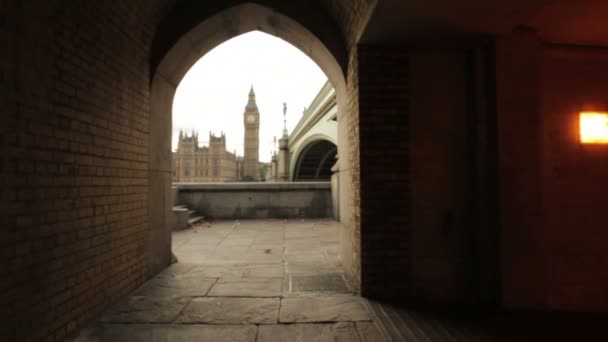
[580,112,608,144]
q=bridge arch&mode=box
[292,138,337,181]
[289,133,336,178]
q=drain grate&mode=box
[288,273,351,294]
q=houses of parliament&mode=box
[172,87,262,182]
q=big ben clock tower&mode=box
[243,86,260,179]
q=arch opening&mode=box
[147,1,351,277]
[293,139,337,181]
[171,31,329,183]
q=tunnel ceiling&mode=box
[361,0,608,47]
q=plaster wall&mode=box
[496,30,545,309]
[497,31,608,311]
[537,46,608,311]
[409,51,476,305]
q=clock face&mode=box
[247,115,256,124]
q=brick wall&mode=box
[321,0,377,48]
[357,46,410,299]
[320,0,377,291]
[1,1,173,340]
[0,1,18,338]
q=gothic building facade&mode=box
[172,87,263,182]
[172,131,242,182]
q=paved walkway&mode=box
[73,219,385,342]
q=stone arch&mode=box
[292,139,337,181]
[289,133,337,179]
[147,2,349,270]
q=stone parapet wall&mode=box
[173,182,332,219]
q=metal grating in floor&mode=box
[288,273,352,294]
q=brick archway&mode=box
[148,2,349,274]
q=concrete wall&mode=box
[174,182,332,219]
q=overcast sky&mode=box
[172,31,328,162]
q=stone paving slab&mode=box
[325,245,340,256]
[174,246,217,255]
[285,263,343,276]
[246,246,286,255]
[356,322,386,342]
[186,265,244,278]
[334,322,363,342]
[218,239,254,247]
[74,324,257,342]
[249,244,285,252]
[187,234,226,242]
[198,255,250,265]
[73,219,385,341]
[177,297,280,324]
[283,245,324,254]
[100,296,189,323]
[242,264,285,278]
[241,253,284,264]
[280,296,371,323]
[255,231,285,238]
[257,324,335,342]
[213,246,251,255]
[285,232,319,240]
[257,227,286,232]
[171,254,213,264]
[133,275,217,298]
[208,276,284,297]
[285,241,322,251]
[254,236,285,241]
[158,263,197,277]
[284,252,327,264]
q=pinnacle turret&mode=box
[246,85,257,110]
[282,102,288,137]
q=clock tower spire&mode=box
[243,85,260,180]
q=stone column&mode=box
[331,159,339,220]
[271,154,278,182]
[278,135,289,181]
